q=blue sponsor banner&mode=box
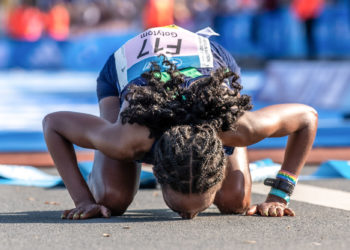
[213,11,262,57]
[256,61,350,111]
[314,3,350,57]
[63,32,138,71]
[0,31,139,71]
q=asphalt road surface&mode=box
[1,168,350,250]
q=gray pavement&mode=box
[1,170,350,250]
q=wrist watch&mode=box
[264,178,295,195]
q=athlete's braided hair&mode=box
[153,124,225,193]
[120,57,252,194]
[121,57,251,137]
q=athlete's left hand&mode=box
[246,195,295,217]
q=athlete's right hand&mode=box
[61,203,111,220]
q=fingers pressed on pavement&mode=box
[284,208,296,216]
[81,206,100,219]
[276,207,284,217]
[262,206,269,217]
[258,207,264,216]
[62,209,72,219]
[67,210,77,220]
[246,205,258,216]
[268,206,277,217]
[72,208,84,220]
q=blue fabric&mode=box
[0,162,157,188]
[311,160,350,179]
[0,164,62,188]
[78,161,157,188]
[250,159,350,182]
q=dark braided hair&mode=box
[120,57,252,194]
[121,57,252,138]
[153,124,225,194]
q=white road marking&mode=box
[252,183,350,211]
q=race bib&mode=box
[114,25,215,92]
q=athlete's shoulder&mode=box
[208,39,241,82]
[99,54,117,79]
[96,54,119,100]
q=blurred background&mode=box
[0,0,350,165]
[2,0,350,67]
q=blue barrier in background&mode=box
[10,38,65,69]
[214,11,261,57]
[255,7,307,58]
[0,39,11,68]
[63,32,138,71]
[257,61,350,112]
[213,8,307,58]
[0,31,138,71]
[314,3,350,57]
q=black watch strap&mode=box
[264,178,295,195]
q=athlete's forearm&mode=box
[43,119,96,207]
[42,111,131,160]
[43,111,110,149]
[266,105,318,204]
[280,111,318,176]
[242,104,318,213]
[221,104,318,192]
[260,104,319,177]
[264,116,317,206]
[220,104,318,149]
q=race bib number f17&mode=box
[114,25,214,92]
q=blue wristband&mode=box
[269,188,290,204]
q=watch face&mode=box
[264,178,294,195]
[277,179,294,195]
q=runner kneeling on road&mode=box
[43,25,318,220]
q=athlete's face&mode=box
[161,183,221,219]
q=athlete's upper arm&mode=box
[219,104,318,147]
[99,96,120,123]
[96,100,155,160]
[43,110,154,161]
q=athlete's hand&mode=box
[61,203,111,220]
[246,195,295,217]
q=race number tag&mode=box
[114,25,214,93]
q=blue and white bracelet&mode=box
[269,188,291,204]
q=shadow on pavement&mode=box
[0,209,183,224]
